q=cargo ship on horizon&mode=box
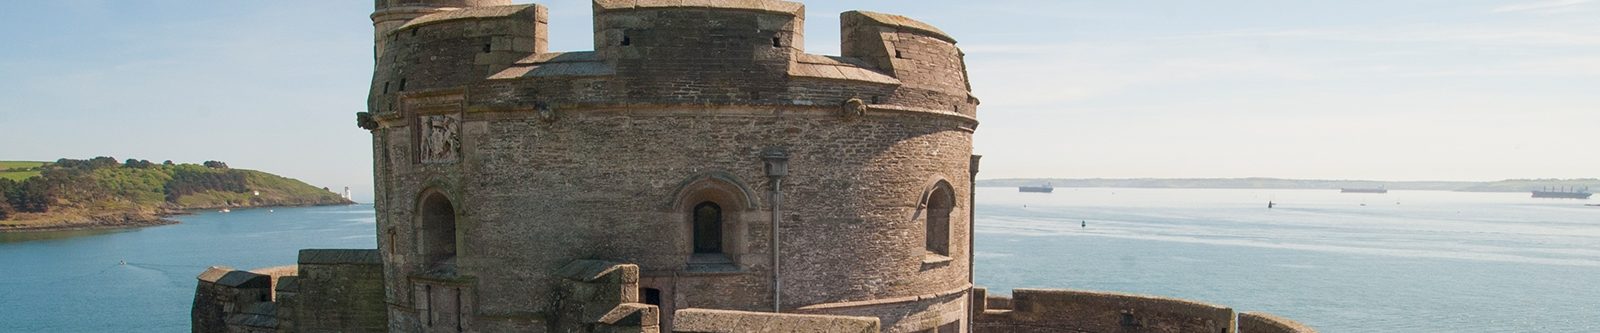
[1019,183,1054,193]
[1341,187,1388,194]
[1532,186,1591,199]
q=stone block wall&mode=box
[192,267,276,333]
[291,249,387,332]
[1238,312,1315,333]
[552,260,661,333]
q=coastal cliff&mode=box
[0,157,353,232]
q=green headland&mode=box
[0,157,353,232]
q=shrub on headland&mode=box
[0,157,350,221]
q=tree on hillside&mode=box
[8,176,55,213]
[55,158,88,169]
[0,178,14,219]
[124,159,155,169]
[203,161,229,169]
[88,156,119,169]
[163,160,175,166]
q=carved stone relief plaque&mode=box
[419,114,461,163]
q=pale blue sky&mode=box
[2,0,1597,202]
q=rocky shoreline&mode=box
[0,202,352,233]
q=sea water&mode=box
[974,187,1600,332]
[0,205,376,332]
[1,189,1596,332]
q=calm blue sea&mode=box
[974,187,1600,332]
[0,205,377,332]
[1,188,1596,332]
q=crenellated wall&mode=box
[191,250,388,333]
[193,267,276,333]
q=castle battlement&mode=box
[365,0,976,129]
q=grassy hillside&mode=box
[1,157,352,230]
[0,161,46,181]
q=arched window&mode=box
[693,202,723,254]
[925,183,954,256]
[419,192,457,268]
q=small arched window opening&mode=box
[772,36,783,48]
[924,183,954,256]
[621,34,632,46]
[398,78,408,92]
[419,192,457,268]
[693,202,723,254]
[482,43,492,53]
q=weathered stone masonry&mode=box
[366,0,976,331]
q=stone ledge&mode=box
[672,308,879,333]
[795,283,970,312]
[297,249,382,265]
[842,11,956,44]
[595,0,805,18]
[398,4,543,31]
[1240,312,1318,333]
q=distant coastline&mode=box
[0,158,354,233]
[977,177,1600,193]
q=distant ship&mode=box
[1019,183,1054,193]
[1341,187,1388,194]
[1532,186,1591,199]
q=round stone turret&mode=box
[364,1,979,331]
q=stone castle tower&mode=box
[193,1,1317,332]
[361,0,978,331]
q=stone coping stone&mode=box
[1011,288,1233,316]
[400,4,542,30]
[198,266,272,288]
[672,308,879,333]
[517,51,602,65]
[843,11,956,44]
[275,276,301,293]
[1240,312,1318,333]
[595,0,805,18]
[298,249,382,265]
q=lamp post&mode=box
[762,148,790,313]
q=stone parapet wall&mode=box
[1238,312,1315,333]
[192,267,276,333]
[552,260,661,333]
[672,309,880,333]
[974,288,1316,333]
[291,249,387,332]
